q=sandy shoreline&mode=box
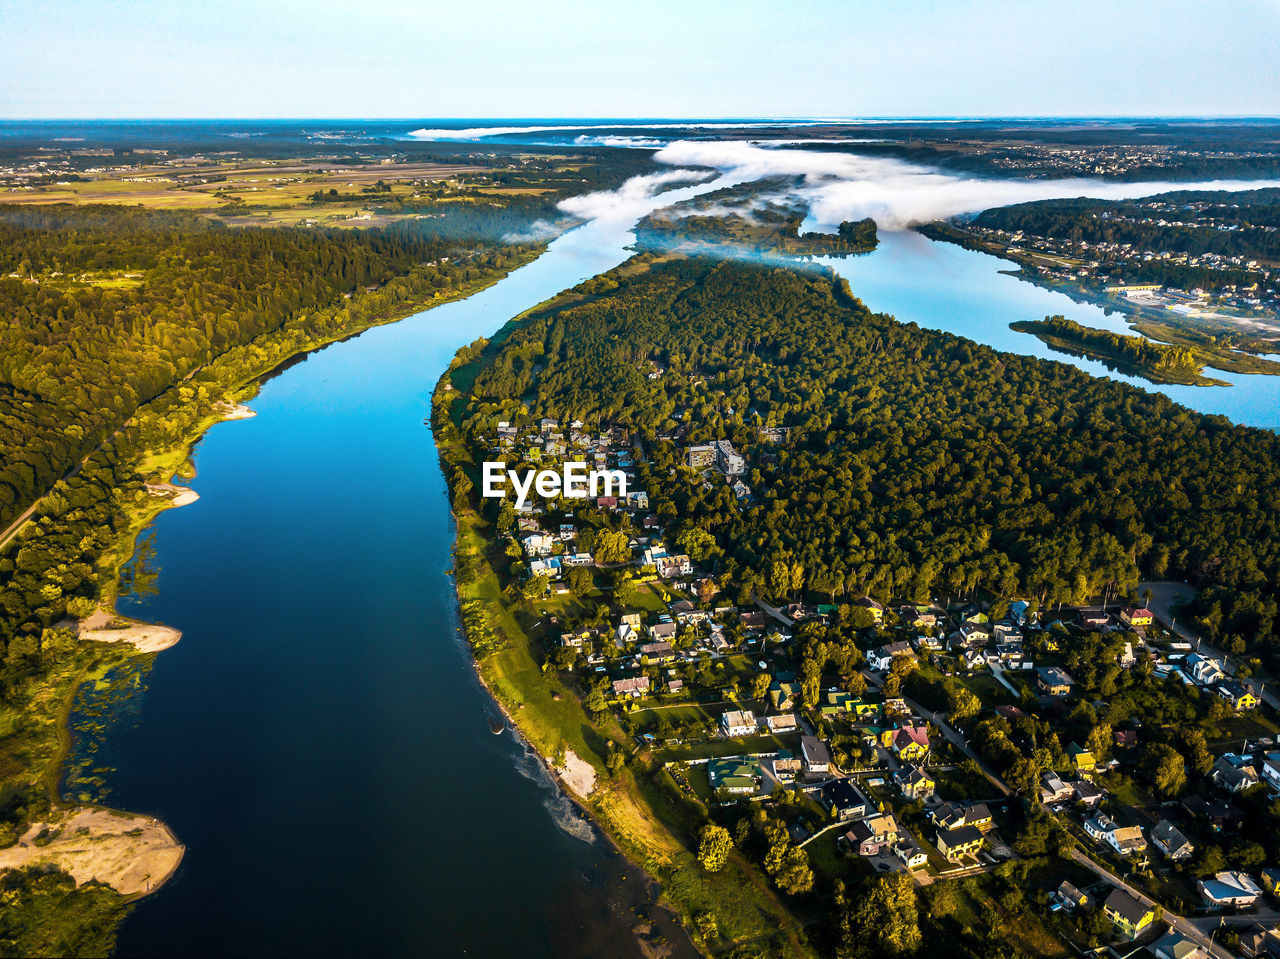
[0,806,185,898]
[77,607,183,653]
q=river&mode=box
[81,176,735,959]
[75,168,1280,959]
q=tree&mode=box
[751,672,772,701]
[1149,743,1187,797]
[593,530,631,564]
[697,823,732,872]
[841,872,921,958]
[565,566,592,595]
[772,846,813,895]
[944,679,981,725]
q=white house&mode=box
[1084,813,1147,856]
[1185,653,1225,686]
[721,709,758,738]
[869,641,914,672]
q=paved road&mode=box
[1070,850,1236,959]
[862,669,1012,798]
[1141,580,1280,711]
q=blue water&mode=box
[81,163,1280,957]
[94,184,733,959]
[821,230,1280,429]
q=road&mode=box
[867,663,1253,954]
[1069,850,1236,959]
[1141,580,1280,711]
[862,669,1012,798]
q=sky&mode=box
[3,0,1279,119]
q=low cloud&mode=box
[406,121,833,142]
[501,218,563,243]
[556,169,716,223]
[652,140,1280,231]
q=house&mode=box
[648,621,678,643]
[1262,755,1280,791]
[801,735,833,774]
[1152,931,1205,959]
[869,641,914,672]
[1009,600,1031,625]
[895,764,935,801]
[890,724,930,762]
[1213,756,1261,794]
[1120,607,1155,628]
[1068,742,1097,776]
[1072,778,1105,808]
[820,779,871,821]
[1218,680,1261,711]
[1151,820,1194,860]
[1040,771,1074,804]
[765,713,798,734]
[1115,729,1139,749]
[1083,813,1147,856]
[847,814,898,855]
[655,555,692,579]
[770,681,801,711]
[1199,871,1263,908]
[721,709,758,738]
[1238,924,1280,959]
[1103,887,1156,939]
[936,825,984,862]
[1053,880,1089,912]
[1185,653,1225,686]
[522,532,556,557]
[930,802,991,832]
[893,837,929,869]
[639,641,675,662]
[1261,868,1280,895]
[1181,795,1245,832]
[992,622,1022,643]
[529,557,562,579]
[708,757,762,795]
[772,750,802,781]
[1079,609,1111,630]
[612,676,650,698]
[855,597,885,623]
[1036,666,1075,696]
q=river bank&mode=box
[0,245,552,922]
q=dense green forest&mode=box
[462,256,1280,663]
[0,204,536,533]
[1009,315,1214,385]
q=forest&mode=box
[0,204,536,534]
[462,255,1280,664]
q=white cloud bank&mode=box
[652,140,1280,231]
[555,168,716,223]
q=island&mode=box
[1010,315,1229,386]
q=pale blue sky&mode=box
[4,0,1278,118]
